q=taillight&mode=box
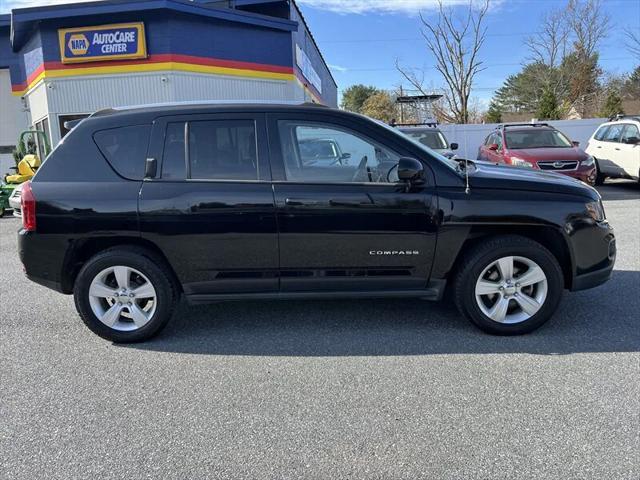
[21,181,36,232]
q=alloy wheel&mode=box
[88,266,157,331]
[474,256,548,324]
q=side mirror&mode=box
[398,157,425,184]
[340,152,352,160]
[488,143,499,151]
[450,142,459,151]
[572,141,580,147]
[625,137,639,145]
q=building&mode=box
[0,0,337,171]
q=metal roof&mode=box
[10,0,297,51]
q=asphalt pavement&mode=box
[1,181,639,479]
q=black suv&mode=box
[19,103,616,342]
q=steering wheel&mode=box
[351,156,368,182]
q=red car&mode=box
[477,123,597,185]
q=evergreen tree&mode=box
[600,89,624,118]
[485,100,502,123]
[536,88,561,120]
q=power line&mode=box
[330,56,637,72]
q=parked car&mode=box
[298,138,350,166]
[8,182,23,217]
[19,103,615,342]
[398,125,458,159]
[585,115,640,184]
[477,123,597,185]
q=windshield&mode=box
[402,129,448,150]
[505,129,572,149]
[374,121,460,170]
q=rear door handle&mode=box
[285,198,322,206]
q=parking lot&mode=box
[1,181,638,479]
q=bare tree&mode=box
[397,0,489,124]
[526,8,569,68]
[566,0,610,57]
[624,27,640,60]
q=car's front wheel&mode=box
[594,159,606,185]
[74,247,178,342]
[453,236,564,335]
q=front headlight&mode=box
[586,201,606,222]
[582,155,595,167]
[511,157,534,168]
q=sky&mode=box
[3,0,639,105]
[296,0,640,105]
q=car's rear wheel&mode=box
[74,248,177,342]
[453,236,563,335]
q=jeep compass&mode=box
[18,103,616,342]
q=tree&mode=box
[624,28,640,60]
[360,92,397,123]
[397,0,489,124]
[622,66,640,99]
[536,88,561,120]
[340,85,381,113]
[485,100,502,123]
[600,90,624,118]
[526,6,569,69]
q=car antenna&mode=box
[464,157,470,194]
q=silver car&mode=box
[9,183,22,217]
[398,126,458,158]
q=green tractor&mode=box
[0,130,51,216]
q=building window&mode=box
[59,114,90,139]
[33,117,51,160]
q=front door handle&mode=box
[329,199,372,207]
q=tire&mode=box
[453,235,564,335]
[594,159,606,186]
[74,247,178,342]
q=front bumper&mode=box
[571,260,614,291]
[569,222,616,291]
[550,165,597,184]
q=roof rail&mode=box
[609,113,640,121]
[89,100,327,117]
[498,122,551,129]
[392,121,438,128]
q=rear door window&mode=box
[94,125,151,180]
[188,120,258,180]
[162,122,186,180]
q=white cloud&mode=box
[2,0,92,12]
[328,63,348,72]
[296,0,492,15]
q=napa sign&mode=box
[58,23,147,64]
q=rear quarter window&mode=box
[93,125,151,180]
